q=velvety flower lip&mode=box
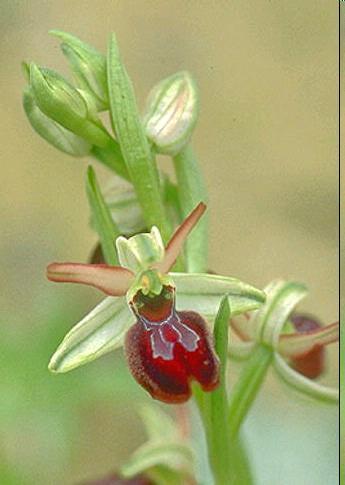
[126,285,219,403]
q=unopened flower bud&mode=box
[143,71,198,156]
[29,64,109,147]
[101,179,145,235]
[23,88,92,157]
[50,30,108,111]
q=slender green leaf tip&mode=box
[214,295,231,374]
[106,32,171,241]
[86,165,119,265]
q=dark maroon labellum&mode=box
[290,313,325,379]
[125,285,220,403]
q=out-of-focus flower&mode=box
[229,281,339,403]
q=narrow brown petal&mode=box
[47,262,134,296]
[155,202,206,273]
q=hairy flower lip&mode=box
[125,307,219,404]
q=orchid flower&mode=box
[228,280,339,403]
[47,203,265,403]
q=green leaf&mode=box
[213,296,230,374]
[194,297,254,485]
[50,29,108,110]
[106,33,171,242]
[49,296,134,373]
[171,272,265,317]
[273,352,339,404]
[206,297,232,485]
[121,442,194,480]
[86,166,120,265]
[23,88,91,156]
[143,71,198,156]
[172,145,208,273]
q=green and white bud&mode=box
[143,71,199,156]
[29,64,109,147]
[50,30,108,111]
[23,88,91,157]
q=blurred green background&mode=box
[0,1,339,484]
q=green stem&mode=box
[91,138,129,181]
[228,344,272,439]
[173,145,208,273]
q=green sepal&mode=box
[86,166,120,265]
[23,88,91,157]
[48,296,134,373]
[50,29,108,110]
[273,352,339,404]
[29,64,110,147]
[253,280,308,348]
[171,272,266,318]
[143,71,198,156]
